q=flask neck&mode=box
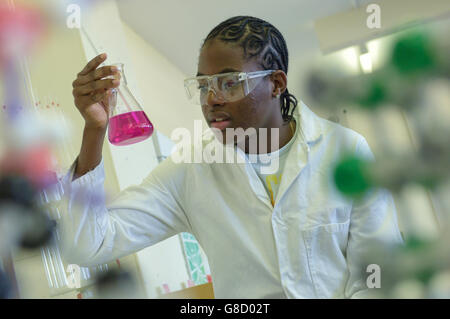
[111,63,127,86]
[107,63,143,117]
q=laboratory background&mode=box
[0,0,449,299]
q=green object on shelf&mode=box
[403,236,430,251]
[391,32,435,74]
[416,267,435,285]
[357,79,387,109]
[401,236,435,284]
[416,174,438,190]
[334,155,371,197]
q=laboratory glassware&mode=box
[106,63,153,146]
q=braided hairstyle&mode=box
[202,16,298,122]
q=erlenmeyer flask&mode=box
[107,63,153,146]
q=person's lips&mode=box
[211,119,232,130]
[208,112,232,131]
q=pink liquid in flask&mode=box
[108,110,153,146]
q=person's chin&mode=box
[210,126,235,145]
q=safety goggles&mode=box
[184,70,275,105]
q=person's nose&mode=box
[205,87,225,107]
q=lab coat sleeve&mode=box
[58,157,192,267]
[344,137,404,298]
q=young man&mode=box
[64,16,403,298]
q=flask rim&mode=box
[109,63,126,85]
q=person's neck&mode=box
[238,115,295,155]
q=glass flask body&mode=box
[107,63,153,146]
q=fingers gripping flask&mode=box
[107,63,153,146]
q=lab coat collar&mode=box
[269,101,324,208]
[229,100,325,209]
[296,100,323,146]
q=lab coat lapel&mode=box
[211,101,324,210]
[203,130,273,210]
[274,102,324,206]
[234,145,274,210]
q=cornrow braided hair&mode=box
[202,16,298,122]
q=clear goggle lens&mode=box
[184,70,274,105]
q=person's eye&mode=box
[224,80,237,89]
[197,83,208,90]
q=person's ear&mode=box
[270,70,287,98]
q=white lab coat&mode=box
[59,101,403,298]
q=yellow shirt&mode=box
[247,120,298,206]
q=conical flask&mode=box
[107,63,153,146]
